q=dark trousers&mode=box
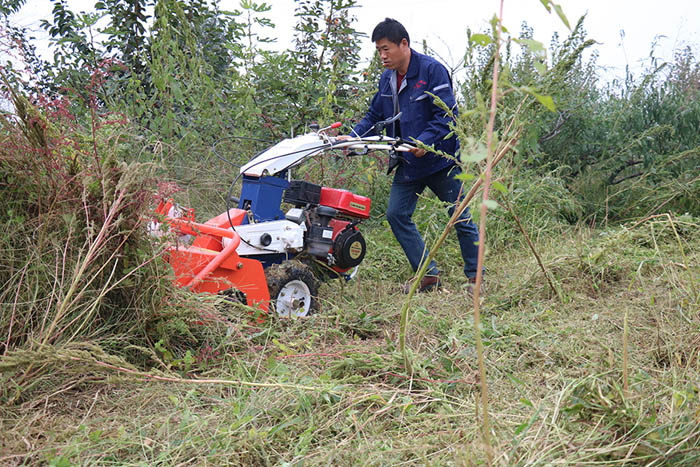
[386,165,480,278]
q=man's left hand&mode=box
[410,147,427,158]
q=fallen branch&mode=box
[500,196,564,302]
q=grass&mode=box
[1,213,698,465]
[2,6,698,463]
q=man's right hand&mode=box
[334,135,355,156]
[409,147,427,158]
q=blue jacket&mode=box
[352,49,459,182]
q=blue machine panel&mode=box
[238,175,289,223]
[240,253,291,269]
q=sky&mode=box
[8,0,700,83]
[255,0,699,81]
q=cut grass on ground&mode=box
[1,215,699,465]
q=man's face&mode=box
[375,38,409,71]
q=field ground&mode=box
[1,215,699,465]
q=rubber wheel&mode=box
[266,261,320,317]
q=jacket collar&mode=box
[390,49,421,95]
[404,48,420,79]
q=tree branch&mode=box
[608,158,643,185]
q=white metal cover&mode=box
[222,220,305,255]
[240,133,328,177]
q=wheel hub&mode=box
[275,279,312,317]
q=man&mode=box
[345,18,480,293]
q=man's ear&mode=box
[401,38,409,48]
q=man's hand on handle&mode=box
[334,135,354,156]
[409,147,426,158]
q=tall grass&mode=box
[1,2,699,464]
[0,75,217,404]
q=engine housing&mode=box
[332,227,366,268]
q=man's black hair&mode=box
[371,18,410,46]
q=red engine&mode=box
[283,180,370,273]
[319,187,371,219]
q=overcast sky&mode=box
[10,0,700,82]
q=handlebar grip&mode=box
[330,122,342,129]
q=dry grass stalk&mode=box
[501,196,564,302]
[4,264,28,357]
[74,355,322,392]
[472,1,506,461]
[623,309,629,396]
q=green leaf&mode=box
[519,397,534,408]
[460,144,488,163]
[514,421,529,435]
[50,456,72,467]
[171,83,183,102]
[521,86,556,112]
[492,181,508,194]
[516,38,545,54]
[470,33,491,46]
[539,1,571,29]
[455,172,476,182]
[552,4,571,29]
[535,93,556,112]
[507,373,526,386]
[534,61,547,75]
[482,199,498,210]
[487,15,509,33]
[153,76,165,92]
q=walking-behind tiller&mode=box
[153,118,413,317]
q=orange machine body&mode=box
[155,200,270,311]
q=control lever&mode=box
[387,149,401,175]
[373,112,402,136]
[386,136,413,175]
